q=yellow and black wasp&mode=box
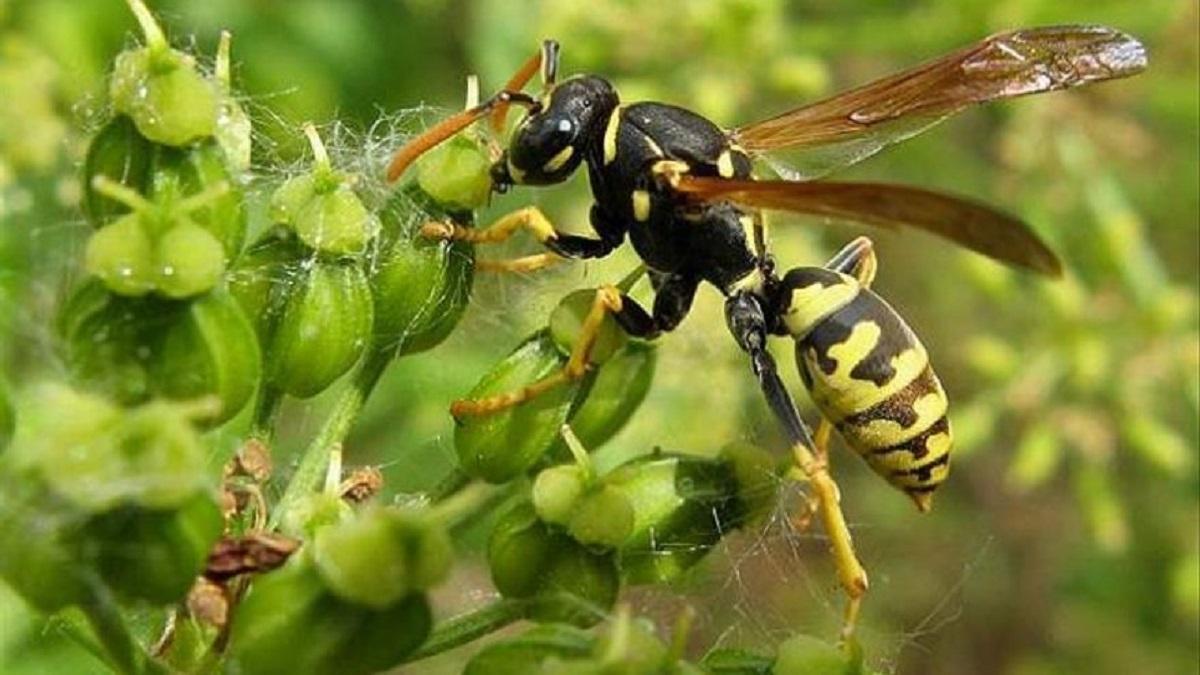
[387,25,1146,636]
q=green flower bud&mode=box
[773,634,863,675]
[414,134,493,211]
[58,280,152,402]
[152,141,247,257]
[109,2,216,146]
[372,199,474,356]
[607,453,743,584]
[312,507,452,609]
[488,501,618,627]
[87,490,223,603]
[533,464,588,527]
[0,471,90,612]
[270,126,378,256]
[82,115,154,227]
[267,260,374,398]
[150,289,261,425]
[456,333,582,483]
[549,289,627,366]
[567,485,635,550]
[230,558,432,675]
[12,385,209,513]
[464,624,594,675]
[561,341,656,452]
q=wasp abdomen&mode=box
[780,268,952,511]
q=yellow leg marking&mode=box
[791,437,868,642]
[650,160,690,190]
[421,206,558,246]
[451,286,624,418]
[476,253,564,274]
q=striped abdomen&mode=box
[780,268,952,511]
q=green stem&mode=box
[250,384,283,442]
[126,0,167,51]
[269,347,391,529]
[428,481,498,529]
[404,598,528,663]
[428,468,471,502]
[80,581,139,674]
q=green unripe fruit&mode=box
[414,134,493,210]
[567,486,635,550]
[152,142,247,256]
[372,202,475,356]
[88,490,223,603]
[464,624,594,675]
[230,558,432,675]
[549,289,627,365]
[700,648,776,674]
[0,472,90,612]
[720,441,781,528]
[85,213,156,296]
[270,173,377,256]
[154,222,226,298]
[267,260,374,398]
[110,47,217,147]
[773,634,860,675]
[151,290,261,425]
[312,507,452,609]
[556,341,656,455]
[456,333,582,482]
[488,501,619,627]
[82,115,154,227]
[533,464,588,527]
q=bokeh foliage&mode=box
[0,0,1195,673]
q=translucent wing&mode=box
[732,25,1147,179]
[674,176,1062,276]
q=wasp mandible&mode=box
[387,25,1146,638]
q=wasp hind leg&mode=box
[725,292,868,644]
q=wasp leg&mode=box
[422,205,623,260]
[452,285,629,418]
[475,252,564,274]
[725,292,868,643]
[825,236,877,288]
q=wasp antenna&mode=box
[489,46,544,133]
[540,39,561,86]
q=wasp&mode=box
[387,25,1145,637]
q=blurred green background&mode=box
[0,0,1196,673]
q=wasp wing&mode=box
[731,25,1146,179]
[674,176,1062,276]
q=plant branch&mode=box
[404,597,528,663]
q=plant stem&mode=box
[250,384,283,442]
[428,468,471,502]
[80,581,140,674]
[404,598,528,663]
[269,347,391,529]
[428,480,498,529]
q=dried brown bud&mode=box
[339,466,384,504]
[205,532,300,582]
[187,577,229,629]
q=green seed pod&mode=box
[371,201,475,356]
[154,222,227,298]
[414,134,493,211]
[488,501,618,627]
[455,333,582,483]
[267,260,374,398]
[312,507,452,609]
[464,624,594,675]
[773,634,863,675]
[549,289,627,366]
[152,141,247,257]
[109,1,216,146]
[58,280,152,402]
[606,453,744,584]
[560,341,656,453]
[150,289,261,425]
[270,126,378,256]
[13,385,210,513]
[719,441,782,528]
[84,212,156,296]
[82,115,154,227]
[87,490,223,604]
[227,234,305,343]
[0,470,90,612]
[700,648,776,674]
[230,558,432,675]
